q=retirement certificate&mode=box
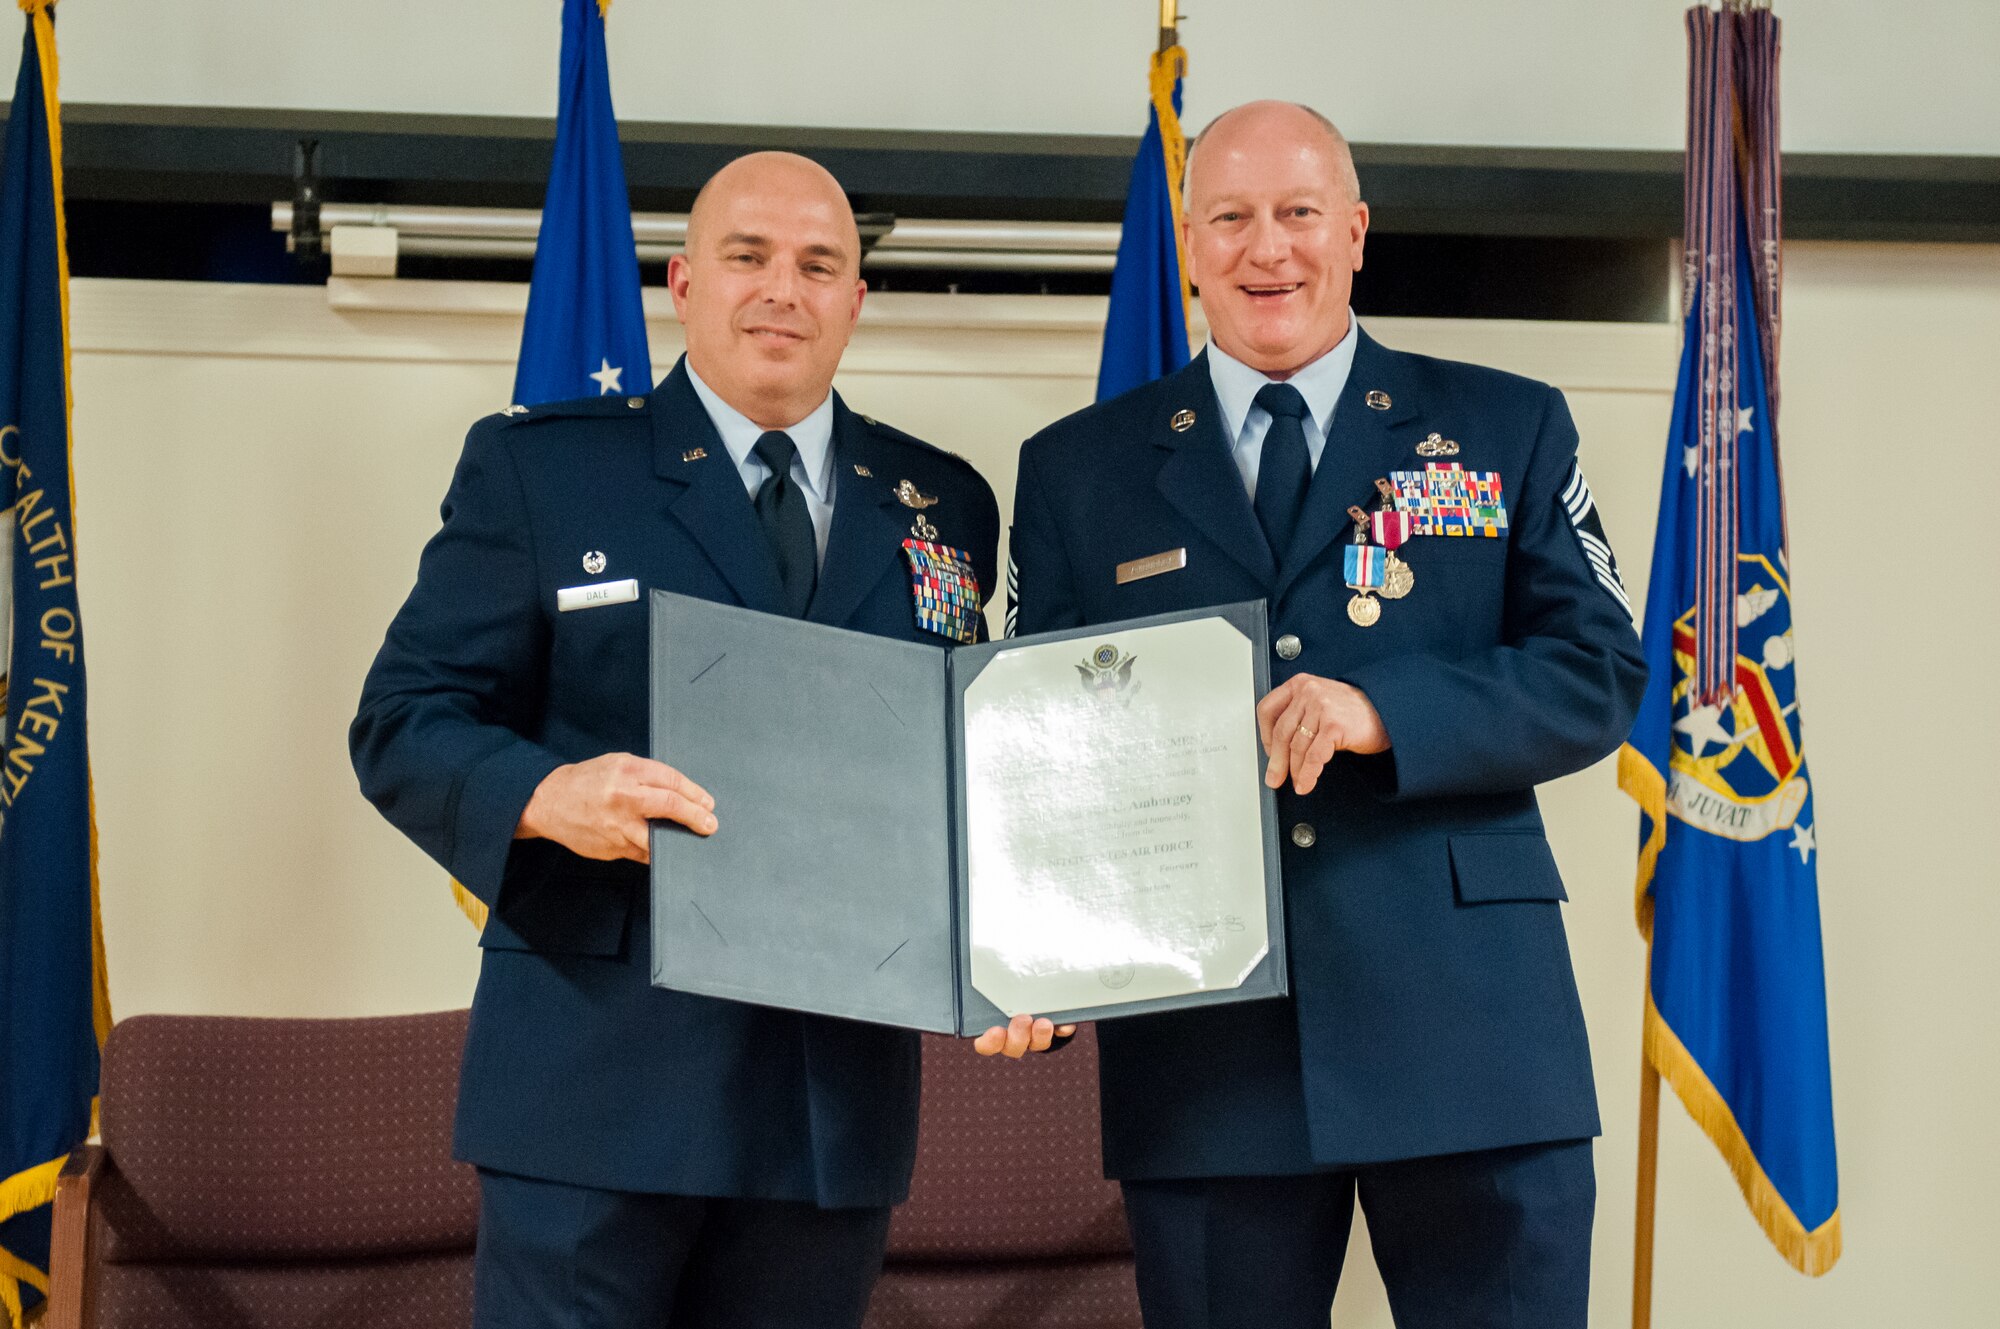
[650,595,1285,1034]
[962,616,1272,1016]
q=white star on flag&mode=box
[1684,445,1700,478]
[589,358,623,394]
[1673,703,1736,759]
[1737,406,1756,435]
[1790,821,1815,864]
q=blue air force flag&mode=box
[1620,240,1841,1276]
[0,5,111,1325]
[513,0,651,407]
[1095,44,1191,403]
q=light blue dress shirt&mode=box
[1205,313,1360,501]
[685,361,838,564]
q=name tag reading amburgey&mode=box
[1116,548,1188,585]
[556,578,639,612]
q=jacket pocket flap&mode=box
[1449,833,1568,904]
[478,872,635,956]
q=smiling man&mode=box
[1003,103,1647,1328]
[352,151,998,1328]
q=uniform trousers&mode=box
[473,1168,894,1329]
[1120,1139,1594,1329]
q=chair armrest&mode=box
[46,1145,104,1329]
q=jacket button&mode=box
[1291,823,1317,848]
[1274,634,1302,660]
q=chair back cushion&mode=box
[95,1009,477,1261]
[87,1245,471,1329]
[885,1027,1129,1262]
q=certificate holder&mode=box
[648,593,1287,1035]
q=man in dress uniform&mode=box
[999,102,1647,1328]
[350,152,999,1329]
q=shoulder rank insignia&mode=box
[501,404,529,416]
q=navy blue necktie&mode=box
[1252,382,1312,560]
[751,431,817,617]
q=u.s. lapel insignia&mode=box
[1416,432,1460,458]
[1169,408,1197,432]
[1365,390,1392,411]
[894,479,938,510]
[853,463,873,477]
[681,447,708,463]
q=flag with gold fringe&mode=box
[1094,39,1191,402]
[0,2,112,1323]
[1620,1,1840,1276]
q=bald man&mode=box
[352,152,999,1328]
[1004,103,1645,1328]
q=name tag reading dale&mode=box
[557,578,639,612]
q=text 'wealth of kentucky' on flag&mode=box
[1094,43,1192,403]
[513,0,651,407]
[1620,3,1840,1277]
[0,3,112,1324]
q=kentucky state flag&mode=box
[513,0,651,407]
[0,4,111,1324]
[1095,44,1191,403]
[1620,233,1841,1275]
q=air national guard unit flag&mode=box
[1621,4,1840,1276]
[512,0,651,408]
[0,4,111,1324]
[1093,42,1191,404]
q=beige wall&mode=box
[66,242,1999,1324]
[56,0,2000,154]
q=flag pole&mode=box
[1158,0,1178,50]
[1633,1018,1662,1329]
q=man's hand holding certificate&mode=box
[648,596,1288,1036]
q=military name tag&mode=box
[556,578,639,612]
[1115,548,1188,585]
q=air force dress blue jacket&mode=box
[1010,330,1646,1178]
[350,360,998,1208]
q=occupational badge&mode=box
[901,539,982,644]
[895,480,940,539]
